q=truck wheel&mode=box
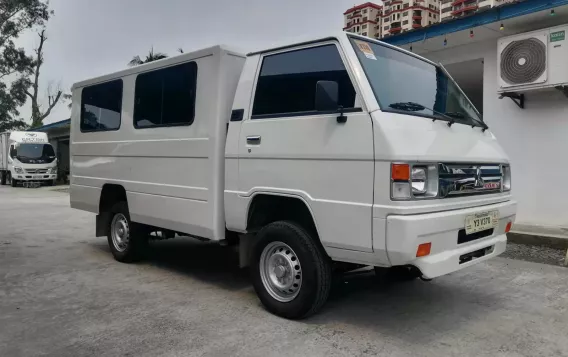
[46,180,55,186]
[107,202,148,263]
[10,175,17,187]
[0,172,5,185]
[251,221,332,319]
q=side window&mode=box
[252,44,357,118]
[9,145,16,158]
[80,80,123,132]
[134,62,197,129]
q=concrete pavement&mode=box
[1,185,568,357]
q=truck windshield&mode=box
[14,143,55,163]
[349,37,484,128]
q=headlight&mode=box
[502,164,511,191]
[14,167,24,174]
[50,167,57,174]
[391,163,438,200]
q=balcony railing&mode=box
[412,23,422,28]
[412,15,422,19]
[389,26,402,33]
[451,0,476,6]
[451,3,478,15]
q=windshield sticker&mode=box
[354,40,377,60]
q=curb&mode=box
[508,232,568,250]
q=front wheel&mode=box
[107,202,148,263]
[251,221,332,319]
[9,175,17,187]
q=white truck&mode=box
[0,131,58,187]
[70,33,516,319]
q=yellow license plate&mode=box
[465,210,499,235]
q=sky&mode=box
[15,0,359,125]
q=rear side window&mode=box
[252,44,356,118]
[80,80,123,132]
[134,62,197,129]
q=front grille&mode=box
[439,163,502,198]
[25,169,48,174]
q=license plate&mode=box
[33,175,42,179]
[465,210,499,235]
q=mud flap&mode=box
[96,212,111,237]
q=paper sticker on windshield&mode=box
[354,40,376,60]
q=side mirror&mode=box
[315,81,347,123]
[315,80,339,112]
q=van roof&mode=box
[72,44,245,90]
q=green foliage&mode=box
[0,0,51,131]
[128,47,168,66]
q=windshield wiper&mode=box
[389,102,488,130]
[444,112,489,131]
[389,102,458,126]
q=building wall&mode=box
[423,39,568,235]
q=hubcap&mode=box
[259,241,303,302]
[111,213,130,252]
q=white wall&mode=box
[423,39,568,236]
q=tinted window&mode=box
[81,80,122,132]
[252,45,356,117]
[134,62,197,128]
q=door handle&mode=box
[246,136,261,144]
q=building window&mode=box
[134,62,198,129]
[362,32,367,36]
[403,20,409,25]
[404,3,409,8]
[80,79,123,132]
[363,9,367,13]
[251,45,356,117]
[403,11,408,16]
[384,25,389,30]
[384,17,389,23]
[442,6,452,13]
[362,24,367,29]
[397,13,400,20]
[363,17,368,21]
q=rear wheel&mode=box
[251,221,332,319]
[107,202,148,262]
[0,172,6,185]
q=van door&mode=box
[238,42,375,252]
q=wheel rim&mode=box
[259,241,303,302]
[111,213,130,252]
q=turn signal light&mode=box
[505,222,512,233]
[416,242,432,257]
[392,164,410,181]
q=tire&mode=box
[46,180,55,186]
[106,201,148,263]
[251,221,332,319]
[0,172,6,185]
[10,175,17,187]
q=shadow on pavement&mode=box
[90,236,502,341]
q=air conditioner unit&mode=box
[497,25,568,93]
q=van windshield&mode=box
[14,143,56,163]
[349,37,484,128]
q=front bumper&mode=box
[386,200,516,279]
[14,174,56,181]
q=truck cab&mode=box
[1,132,58,187]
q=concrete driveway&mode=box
[1,185,567,357]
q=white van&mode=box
[0,131,58,187]
[70,33,516,319]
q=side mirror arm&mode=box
[336,105,347,124]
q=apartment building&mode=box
[343,1,440,39]
[381,0,440,37]
[343,2,383,38]
[440,0,518,22]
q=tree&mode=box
[0,0,52,131]
[128,47,168,66]
[26,29,63,128]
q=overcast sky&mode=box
[15,0,358,124]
